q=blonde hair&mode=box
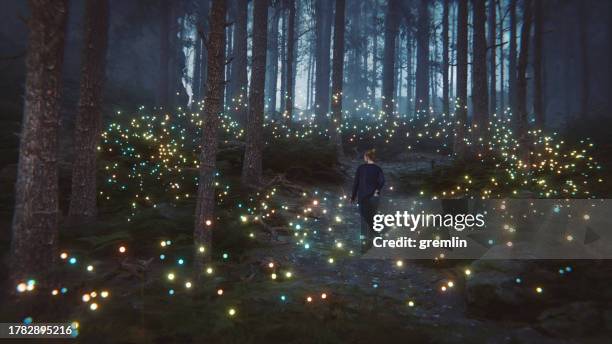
[364,149,376,162]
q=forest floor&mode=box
[1,150,610,343]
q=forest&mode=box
[1,0,611,342]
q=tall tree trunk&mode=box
[578,1,590,118]
[68,0,109,225]
[230,0,248,125]
[516,0,533,141]
[472,0,489,137]
[315,0,332,122]
[348,0,363,102]
[224,3,234,108]
[371,7,378,106]
[284,0,296,126]
[11,0,69,286]
[508,0,517,115]
[454,0,468,157]
[194,0,226,267]
[497,0,504,113]
[199,0,211,102]
[331,0,346,156]
[488,0,497,115]
[450,0,456,101]
[406,29,413,114]
[442,0,450,115]
[266,5,280,114]
[415,0,430,114]
[279,12,286,113]
[533,0,544,128]
[193,32,202,103]
[382,0,400,118]
[158,0,170,106]
[242,0,268,186]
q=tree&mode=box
[578,1,590,118]
[230,0,249,125]
[266,4,281,114]
[508,0,517,114]
[314,0,332,123]
[442,0,450,115]
[382,0,401,118]
[533,0,544,128]
[454,0,468,157]
[194,0,226,267]
[11,0,69,286]
[284,0,296,126]
[242,0,268,186]
[331,0,346,156]
[497,0,504,112]
[68,0,110,225]
[516,0,533,141]
[158,0,171,106]
[472,0,489,137]
[488,0,497,115]
[414,0,429,114]
[405,27,413,114]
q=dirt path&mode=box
[252,156,565,343]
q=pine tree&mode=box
[472,0,489,137]
[194,0,227,267]
[382,0,401,118]
[230,0,249,125]
[415,0,430,114]
[68,0,110,225]
[242,0,269,186]
[11,0,69,286]
[331,0,346,156]
[454,0,468,157]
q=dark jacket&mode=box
[351,163,385,202]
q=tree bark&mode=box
[242,0,268,186]
[11,0,69,286]
[497,0,504,113]
[230,0,248,125]
[315,0,332,122]
[415,0,430,114]
[578,1,590,118]
[370,5,378,106]
[406,30,413,114]
[533,0,544,128]
[158,0,171,106]
[331,0,346,157]
[454,0,468,157]
[382,0,400,118]
[516,0,533,141]
[266,5,280,114]
[472,0,489,137]
[284,0,296,126]
[488,0,497,115]
[442,0,450,115]
[194,0,226,268]
[508,0,517,115]
[68,0,110,225]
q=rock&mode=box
[537,301,602,337]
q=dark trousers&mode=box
[359,195,380,251]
